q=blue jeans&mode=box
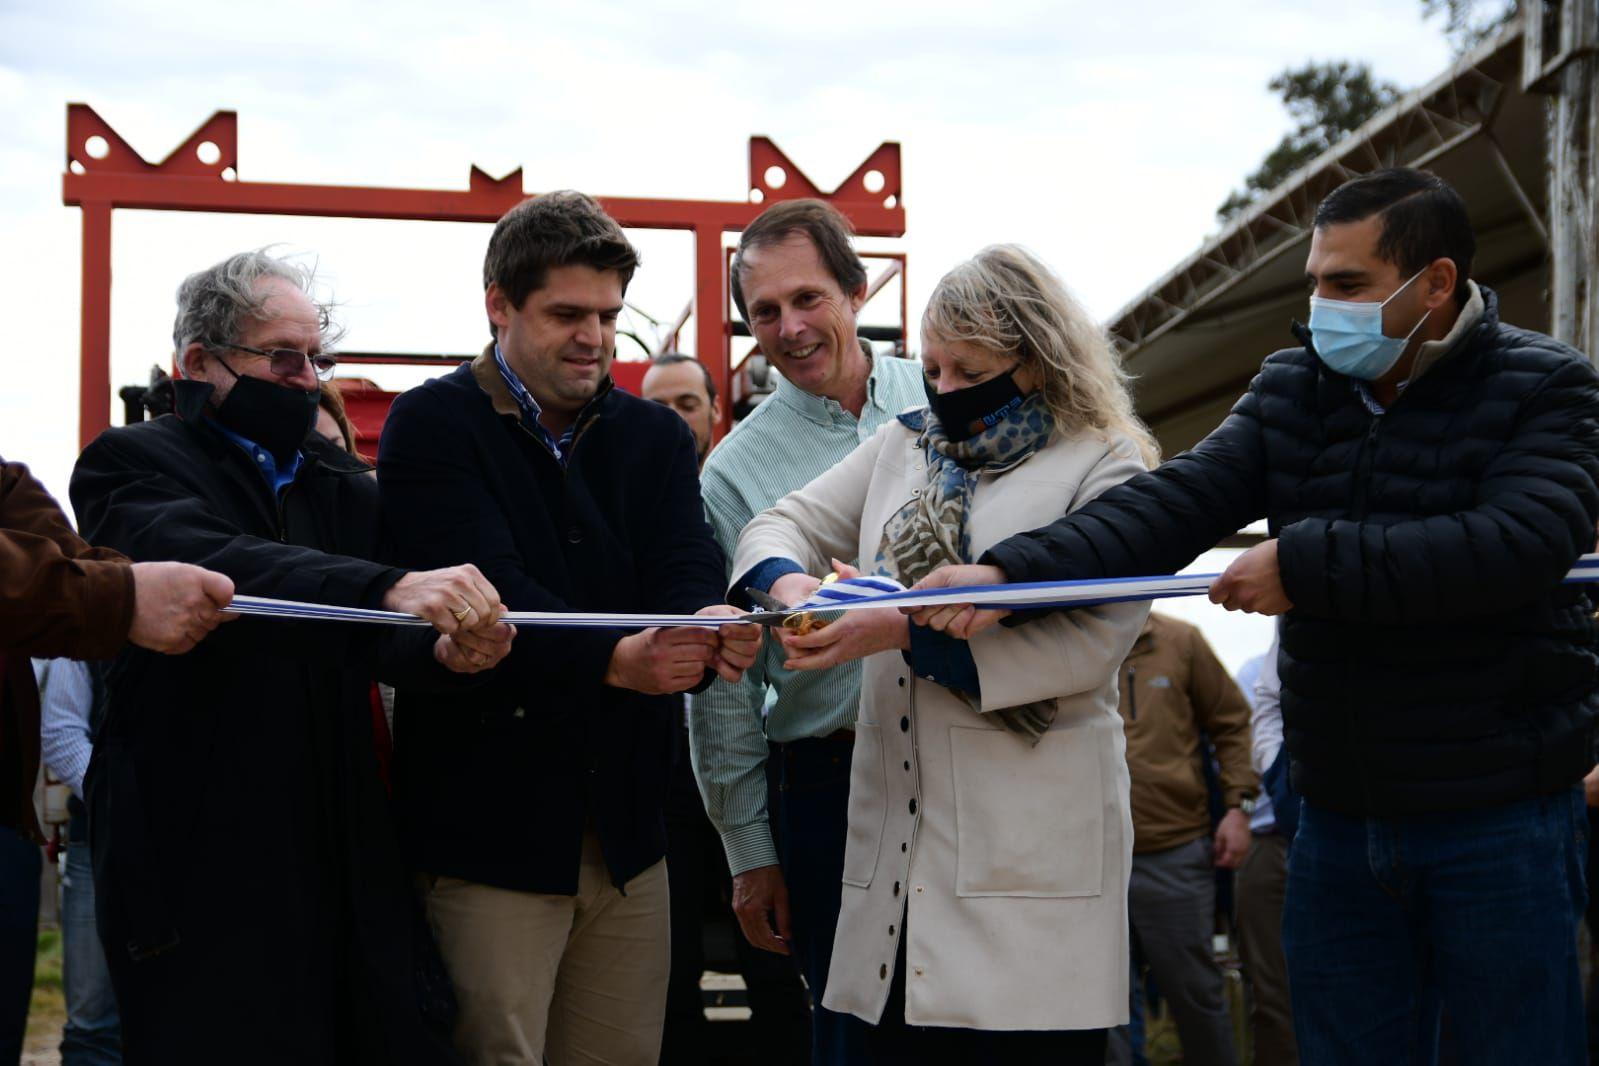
[1282,790,1588,1066]
[772,736,871,1066]
[62,842,121,1065]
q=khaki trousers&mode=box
[420,832,670,1066]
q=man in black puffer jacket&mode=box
[910,169,1599,1065]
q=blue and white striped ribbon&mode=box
[224,553,1599,630]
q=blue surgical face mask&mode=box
[1307,267,1431,380]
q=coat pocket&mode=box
[950,725,1104,898]
[840,723,887,888]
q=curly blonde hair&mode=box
[922,244,1158,466]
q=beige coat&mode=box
[733,419,1149,1031]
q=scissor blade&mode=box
[743,588,790,613]
[740,611,795,627]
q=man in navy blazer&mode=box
[378,190,760,1066]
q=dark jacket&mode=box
[986,287,1599,817]
[377,351,726,895]
[0,459,133,841]
[1118,613,1257,852]
[70,381,460,1066]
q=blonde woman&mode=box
[730,245,1157,1064]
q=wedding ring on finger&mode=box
[451,603,473,623]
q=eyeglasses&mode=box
[220,343,338,381]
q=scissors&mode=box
[742,573,839,634]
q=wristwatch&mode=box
[1237,794,1259,816]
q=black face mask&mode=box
[923,367,1026,442]
[210,358,319,464]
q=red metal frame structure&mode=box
[62,103,906,449]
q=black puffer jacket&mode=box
[986,287,1599,816]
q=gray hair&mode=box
[172,250,340,373]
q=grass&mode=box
[24,930,65,1061]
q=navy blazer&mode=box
[378,352,727,894]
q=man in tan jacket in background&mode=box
[1108,611,1257,1066]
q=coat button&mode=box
[898,677,906,687]
[914,966,924,977]
[900,716,910,732]
[909,798,918,815]
[915,885,924,894]
[903,760,910,772]
[880,964,888,979]
[889,924,896,936]
[901,842,908,852]
[567,527,583,544]
[893,881,901,896]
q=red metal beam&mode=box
[63,104,906,446]
[61,173,907,236]
[77,201,112,449]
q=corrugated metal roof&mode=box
[1110,25,1548,455]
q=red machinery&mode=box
[63,104,907,450]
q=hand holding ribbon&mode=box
[696,604,763,682]
[904,564,1011,640]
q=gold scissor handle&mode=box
[783,572,839,634]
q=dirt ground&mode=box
[15,931,1225,1066]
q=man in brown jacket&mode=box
[0,457,234,1062]
[1108,611,1257,1066]
[1,459,235,837]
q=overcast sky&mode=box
[1,0,1461,668]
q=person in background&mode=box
[70,249,514,1065]
[734,243,1155,1064]
[1108,613,1254,1066]
[690,199,926,1066]
[642,353,811,1064]
[642,354,716,464]
[317,381,362,456]
[38,657,121,1065]
[1,459,234,1064]
[1234,629,1299,1066]
[314,381,398,786]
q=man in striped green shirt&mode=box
[690,200,925,1064]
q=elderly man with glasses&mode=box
[68,249,516,1066]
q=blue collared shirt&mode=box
[493,344,575,464]
[207,419,303,494]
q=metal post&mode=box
[1534,0,1599,356]
[694,224,731,437]
[78,201,112,451]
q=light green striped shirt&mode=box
[690,349,927,876]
